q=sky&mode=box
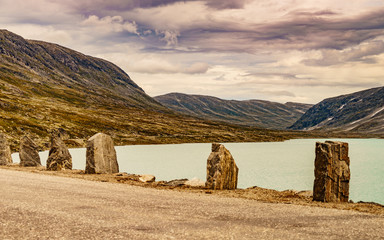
[1,0,384,104]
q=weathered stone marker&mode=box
[46,132,72,171]
[85,133,119,174]
[19,135,41,167]
[313,141,350,202]
[206,143,239,190]
[0,133,12,165]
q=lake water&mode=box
[11,139,384,205]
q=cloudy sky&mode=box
[1,0,384,103]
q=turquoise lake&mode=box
[12,139,384,204]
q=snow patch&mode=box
[371,106,384,117]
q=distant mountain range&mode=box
[0,29,298,149]
[289,86,384,134]
[155,93,313,129]
[1,29,379,149]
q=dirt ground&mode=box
[1,164,383,216]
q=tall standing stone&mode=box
[46,133,72,171]
[206,143,238,190]
[313,141,350,202]
[85,133,119,174]
[19,135,41,167]
[0,133,12,165]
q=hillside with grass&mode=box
[1,30,314,150]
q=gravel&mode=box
[1,169,383,239]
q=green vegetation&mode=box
[0,30,373,152]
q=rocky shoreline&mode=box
[1,164,383,216]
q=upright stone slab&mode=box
[19,135,41,167]
[313,141,350,202]
[0,133,12,165]
[206,143,239,190]
[85,133,119,174]
[46,133,72,171]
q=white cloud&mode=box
[82,15,139,35]
[1,0,384,104]
[156,30,180,46]
[4,24,73,46]
[304,40,384,66]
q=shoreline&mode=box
[1,164,383,216]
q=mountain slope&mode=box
[0,29,302,149]
[154,93,312,129]
[289,86,384,134]
[0,29,163,109]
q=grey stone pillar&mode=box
[85,133,119,174]
[46,132,72,171]
[206,143,238,190]
[0,133,12,165]
[313,141,350,202]
[19,135,41,167]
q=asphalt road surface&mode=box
[0,169,383,239]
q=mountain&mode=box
[154,93,313,129]
[0,30,301,149]
[0,29,163,110]
[289,86,384,134]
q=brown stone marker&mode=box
[46,132,72,171]
[206,143,239,190]
[313,141,350,202]
[19,135,41,167]
[0,133,12,165]
[85,133,119,174]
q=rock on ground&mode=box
[206,143,238,190]
[19,135,41,167]
[313,141,350,202]
[0,133,12,165]
[85,133,119,174]
[185,178,206,187]
[139,175,156,183]
[46,133,72,171]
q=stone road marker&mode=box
[206,143,238,190]
[46,132,72,171]
[19,135,41,167]
[0,133,12,165]
[313,141,350,202]
[85,133,119,174]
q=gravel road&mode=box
[0,168,383,239]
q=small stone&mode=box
[0,133,12,165]
[114,172,126,177]
[19,135,41,167]
[139,175,156,183]
[313,141,350,202]
[46,133,72,171]
[166,179,188,187]
[85,133,119,174]
[185,178,206,187]
[297,191,313,198]
[206,143,238,190]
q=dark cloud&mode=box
[42,1,384,55]
[61,0,250,16]
[238,78,381,88]
[243,72,311,80]
[205,0,252,9]
[171,8,384,53]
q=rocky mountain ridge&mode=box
[0,29,305,150]
[155,93,313,129]
[0,29,163,110]
[289,86,384,134]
